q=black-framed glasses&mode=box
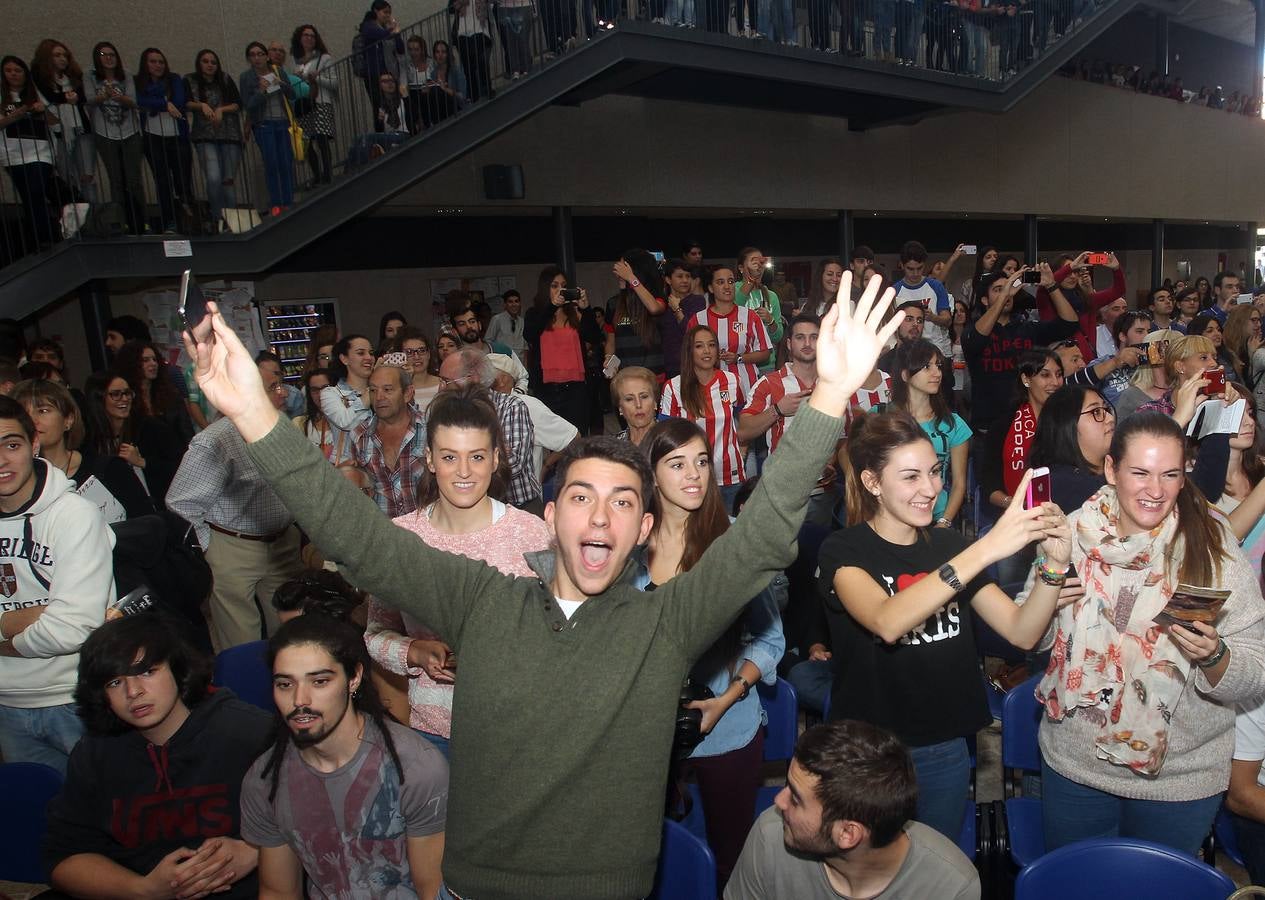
[1080,405,1115,423]
[403,347,428,357]
[107,389,134,401]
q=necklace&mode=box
[43,447,74,476]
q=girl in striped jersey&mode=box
[661,324,745,511]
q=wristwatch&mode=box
[938,563,962,591]
[736,353,744,364]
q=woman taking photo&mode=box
[30,40,95,205]
[641,418,783,887]
[1187,314,1242,385]
[611,366,658,446]
[289,24,336,187]
[524,265,605,434]
[114,340,195,446]
[319,334,374,464]
[1137,334,1231,419]
[396,327,442,412]
[661,324,745,511]
[889,339,972,527]
[0,56,60,247]
[609,249,667,374]
[1035,411,1265,855]
[84,41,144,234]
[820,410,1069,839]
[238,41,295,212]
[365,386,552,758]
[134,48,192,234]
[82,372,182,509]
[185,49,242,232]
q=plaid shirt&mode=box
[351,409,428,519]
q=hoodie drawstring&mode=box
[146,742,175,796]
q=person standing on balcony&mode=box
[424,41,467,127]
[290,24,337,188]
[30,40,97,206]
[185,50,243,234]
[359,0,405,110]
[450,0,494,103]
[84,42,145,234]
[238,41,295,213]
[0,56,60,247]
[135,48,193,234]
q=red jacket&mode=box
[1036,265,1126,360]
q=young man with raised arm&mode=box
[184,274,903,900]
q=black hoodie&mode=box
[43,688,272,896]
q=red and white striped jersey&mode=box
[690,305,771,398]
[844,371,893,431]
[743,364,815,453]
[660,369,746,486]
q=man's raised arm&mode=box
[183,306,499,644]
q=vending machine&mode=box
[261,299,340,383]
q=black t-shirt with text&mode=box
[817,523,992,747]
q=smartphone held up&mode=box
[178,269,210,338]
[1025,467,1051,510]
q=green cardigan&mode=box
[246,404,843,900]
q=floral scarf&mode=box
[1036,486,1189,775]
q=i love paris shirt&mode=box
[816,523,992,747]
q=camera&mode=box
[559,288,583,303]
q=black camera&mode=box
[673,679,715,761]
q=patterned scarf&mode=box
[1036,486,1190,775]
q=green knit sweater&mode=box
[246,404,843,900]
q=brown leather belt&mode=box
[208,522,287,543]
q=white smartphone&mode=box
[962,245,977,255]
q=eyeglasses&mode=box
[1080,405,1115,423]
[403,348,428,357]
[107,389,133,401]
[438,375,467,387]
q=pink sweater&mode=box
[364,503,552,737]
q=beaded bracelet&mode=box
[1033,555,1067,587]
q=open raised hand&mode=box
[809,271,902,418]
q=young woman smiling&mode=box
[641,417,783,887]
[82,372,181,512]
[660,324,745,511]
[365,387,551,758]
[819,410,1069,839]
[319,334,374,463]
[395,327,442,412]
[1035,412,1265,855]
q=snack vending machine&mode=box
[261,299,340,383]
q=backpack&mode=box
[352,30,368,77]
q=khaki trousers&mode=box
[205,524,304,652]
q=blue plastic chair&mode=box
[1213,805,1245,867]
[1014,837,1235,899]
[754,784,781,820]
[649,817,717,900]
[0,762,64,883]
[757,678,798,763]
[212,639,272,711]
[1002,673,1046,867]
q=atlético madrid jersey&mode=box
[660,369,745,486]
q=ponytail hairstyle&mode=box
[678,324,718,419]
[842,410,935,527]
[415,384,511,509]
[260,614,404,803]
[1106,411,1226,585]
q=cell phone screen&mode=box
[178,269,209,335]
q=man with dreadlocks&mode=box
[239,614,448,899]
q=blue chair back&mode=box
[212,639,272,711]
[649,817,717,900]
[758,678,798,763]
[0,762,64,882]
[754,784,782,821]
[1014,837,1235,899]
[1002,673,1044,790]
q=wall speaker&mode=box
[483,165,525,200]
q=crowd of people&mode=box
[5,238,1265,897]
[1060,55,1264,118]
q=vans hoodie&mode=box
[43,688,273,897]
[0,459,116,708]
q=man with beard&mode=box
[240,614,448,899]
[446,290,529,390]
[726,720,979,900]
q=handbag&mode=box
[277,68,306,163]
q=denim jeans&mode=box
[96,132,146,233]
[909,737,971,841]
[786,657,834,715]
[964,21,988,75]
[196,142,242,223]
[417,728,451,760]
[767,0,796,41]
[252,120,294,209]
[0,702,84,774]
[500,5,535,73]
[873,2,896,53]
[1040,759,1223,857]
